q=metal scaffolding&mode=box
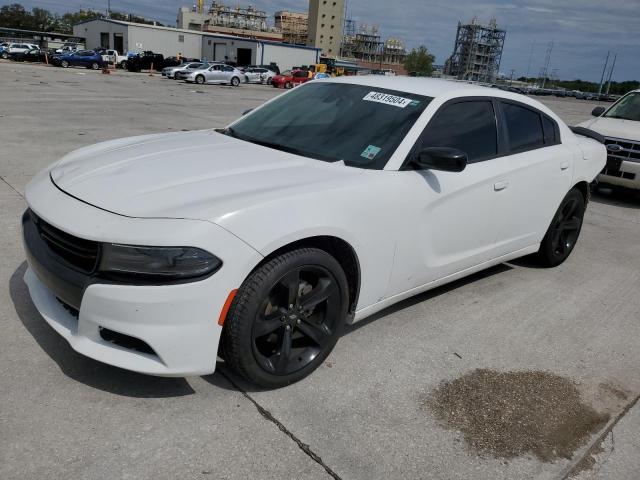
[341,25,406,65]
[444,17,506,83]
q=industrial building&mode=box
[177,3,282,42]
[307,0,345,57]
[444,17,506,83]
[274,11,308,45]
[73,18,320,71]
[340,25,407,75]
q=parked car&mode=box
[55,43,81,54]
[271,69,311,89]
[52,50,105,69]
[96,48,128,68]
[9,48,47,63]
[578,89,640,191]
[1,43,38,59]
[183,63,243,86]
[126,51,164,72]
[244,67,277,84]
[22,77,605,388]
[163,62,207,79]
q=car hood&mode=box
[50,130,361,222]
[578,116,640,141]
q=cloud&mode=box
[13,0,640,80]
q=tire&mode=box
[90,62,99,70]
[285,81,292,89]
[195,74,205,85]
[231,76,240,87]
[60,60,69,68]
[223,248,349,388]
[120,60,127,70]
[1,52,8,59]
[535,189,586,267]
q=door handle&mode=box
[560,161,570,170]
[494,180,509,191]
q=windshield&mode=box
[226,82,431,169]
[604,92,640,121]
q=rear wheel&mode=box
[285,81,292,89]
[536,189,585,267]
[195,74,205,85]
[223,248,348,388]
[230,76,240,87]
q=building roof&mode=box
[73,18,321,51]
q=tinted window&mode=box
[542,116,557,144]
[418,100,497,163]
[294,71,308,78]
[503,103,544,152]
[229,83,431,169]
[223,65,234,72]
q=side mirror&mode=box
[413,147,467,172]
[592,106,605,117]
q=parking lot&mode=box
[1,61,639,480]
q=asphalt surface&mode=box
[1,61,639,480]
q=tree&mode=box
[404,46,435,76]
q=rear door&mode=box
[492,99,573,255]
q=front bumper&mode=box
[22,169,263,376]
[598,160,640,190]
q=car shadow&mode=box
[10,262,195,398]
[343,263,513,336]
[591,188,640,209]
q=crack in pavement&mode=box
[0,175,24,199]
[218,370,343,480]
[559,393,640,479]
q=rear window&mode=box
[502,103,544,152]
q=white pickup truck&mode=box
[579,90,640,191]
[100,49,128,69]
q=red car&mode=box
[271,69,311,89]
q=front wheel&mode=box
[195,74,205,85]
[60,60,69,68]
[90,62,99,70]
[284,81,292,89]
[222,248,349,388]
[536,189,585,267]
[230,76,240,87]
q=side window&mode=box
[502,102,545,152]
[223,65,234,72]
[542,115,558,145]
[417,100,498,163]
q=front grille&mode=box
[602,137,639,180]
[29,210,100,273]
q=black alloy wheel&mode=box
[537,188,585,267]
[223,248,348,388]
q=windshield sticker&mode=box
[409,100,421,107]
[361,145,382,160]
[363,91,413,108]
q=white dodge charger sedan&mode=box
[22,77,605,387]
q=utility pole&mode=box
[107,0,111,18]
[539,41,553,89]
[598,51,610,96]
[525,41,535,81]
[509,68,515,85]
[605,52,617,95]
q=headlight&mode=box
[99,244,221,281]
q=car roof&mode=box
[323,76,560,116]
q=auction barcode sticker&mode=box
[362,91,412,108]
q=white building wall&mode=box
[127,26,202,58]
[201,36,258,64]
[260,43,319,71]
[73,20,128,52]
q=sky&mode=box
[9,0,640,81]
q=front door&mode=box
[388,99,507,295]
